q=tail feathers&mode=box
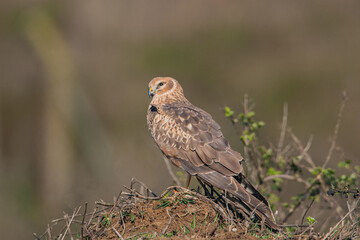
[233,175,279,231]
[197,171,279,231]
[234,174,270,207]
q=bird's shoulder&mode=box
[148,103,221,136]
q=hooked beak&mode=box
[148,87,155,98]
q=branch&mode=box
[322,199,359,240]
[322,91,347,168]
[163,156,181,186]
[276,102,288,163]
[111,227,124,240]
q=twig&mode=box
[301,199,314,225]
[130,178,157,197]
[303,135,313,153]
[281,183,315,224]
[111,227,124,240]
[50,207,107,224]
[288,128,345,220]
[162,209,175,234]
[107,191,123,216]
[263,174,298,182]
[121,185,177,200]
[249,201,265,221]
[319,214,333,233]
[33,233,41,240]
[184,187,230,224]
[224,191,234,225]
[163,156,181,186]
[276,102,288,163]
[279,224,309,228]
[120,210,126,235]
[62,214,72,240]
[86,206,98,228]
[322,90,347,168]
[81,202,88,239]
[287,128,316,169]
[263,174,310,188]
[61,207,79,240]
[47,223,52,239]
[125,232,150,240]
[322,199,359,240]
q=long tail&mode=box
[233,174,279,230]
[197,171,280,231]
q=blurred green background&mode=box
[0,1,359,239]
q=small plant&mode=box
[129,213,136,222]
[155,199,171,209]
[224,93,359,233]
[101,214,112,227]
[191,213,196,229]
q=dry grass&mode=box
[34,180,260,239]
[35,178,357,240]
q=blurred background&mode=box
[0,1,359,239]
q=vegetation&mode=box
[223,93,359,238]
[34,95,359,239]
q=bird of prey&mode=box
[147,77,279,230]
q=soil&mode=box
[89,191,261,239]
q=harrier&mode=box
[147,77,279,230]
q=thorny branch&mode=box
[226,93,355,232]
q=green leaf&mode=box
[306,216,316,225]
[258,121,265,127]
[246,111,255,118]
[191,213,196,229]
[267,167,281,176]
[338,160,351,169]
[262,148,273,160]
[225,107,234,118]
[268,193,280,204]
[311,167,322,176]
[130,213,136,222]
[282,202,289,208]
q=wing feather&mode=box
[148,104,243,175]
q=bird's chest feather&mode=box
[147,105,191,152]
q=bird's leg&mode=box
[186,174,192,189]
[196,178,211,197]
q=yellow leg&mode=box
[186,174,192,189]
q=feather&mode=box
[208,162,236,176]
[201,144,218,159]
[216,151,243,174]
[209,138,229,151]
[195,146,214,165]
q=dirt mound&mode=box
[34,184,272,239]
[34,180,324,239]
[98,190,255,240]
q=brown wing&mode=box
[147,103,243,175]
[147,103,278,230]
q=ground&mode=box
[34,183,323,240]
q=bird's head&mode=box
[148,77,185,103]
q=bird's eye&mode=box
[159,82,164,87]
